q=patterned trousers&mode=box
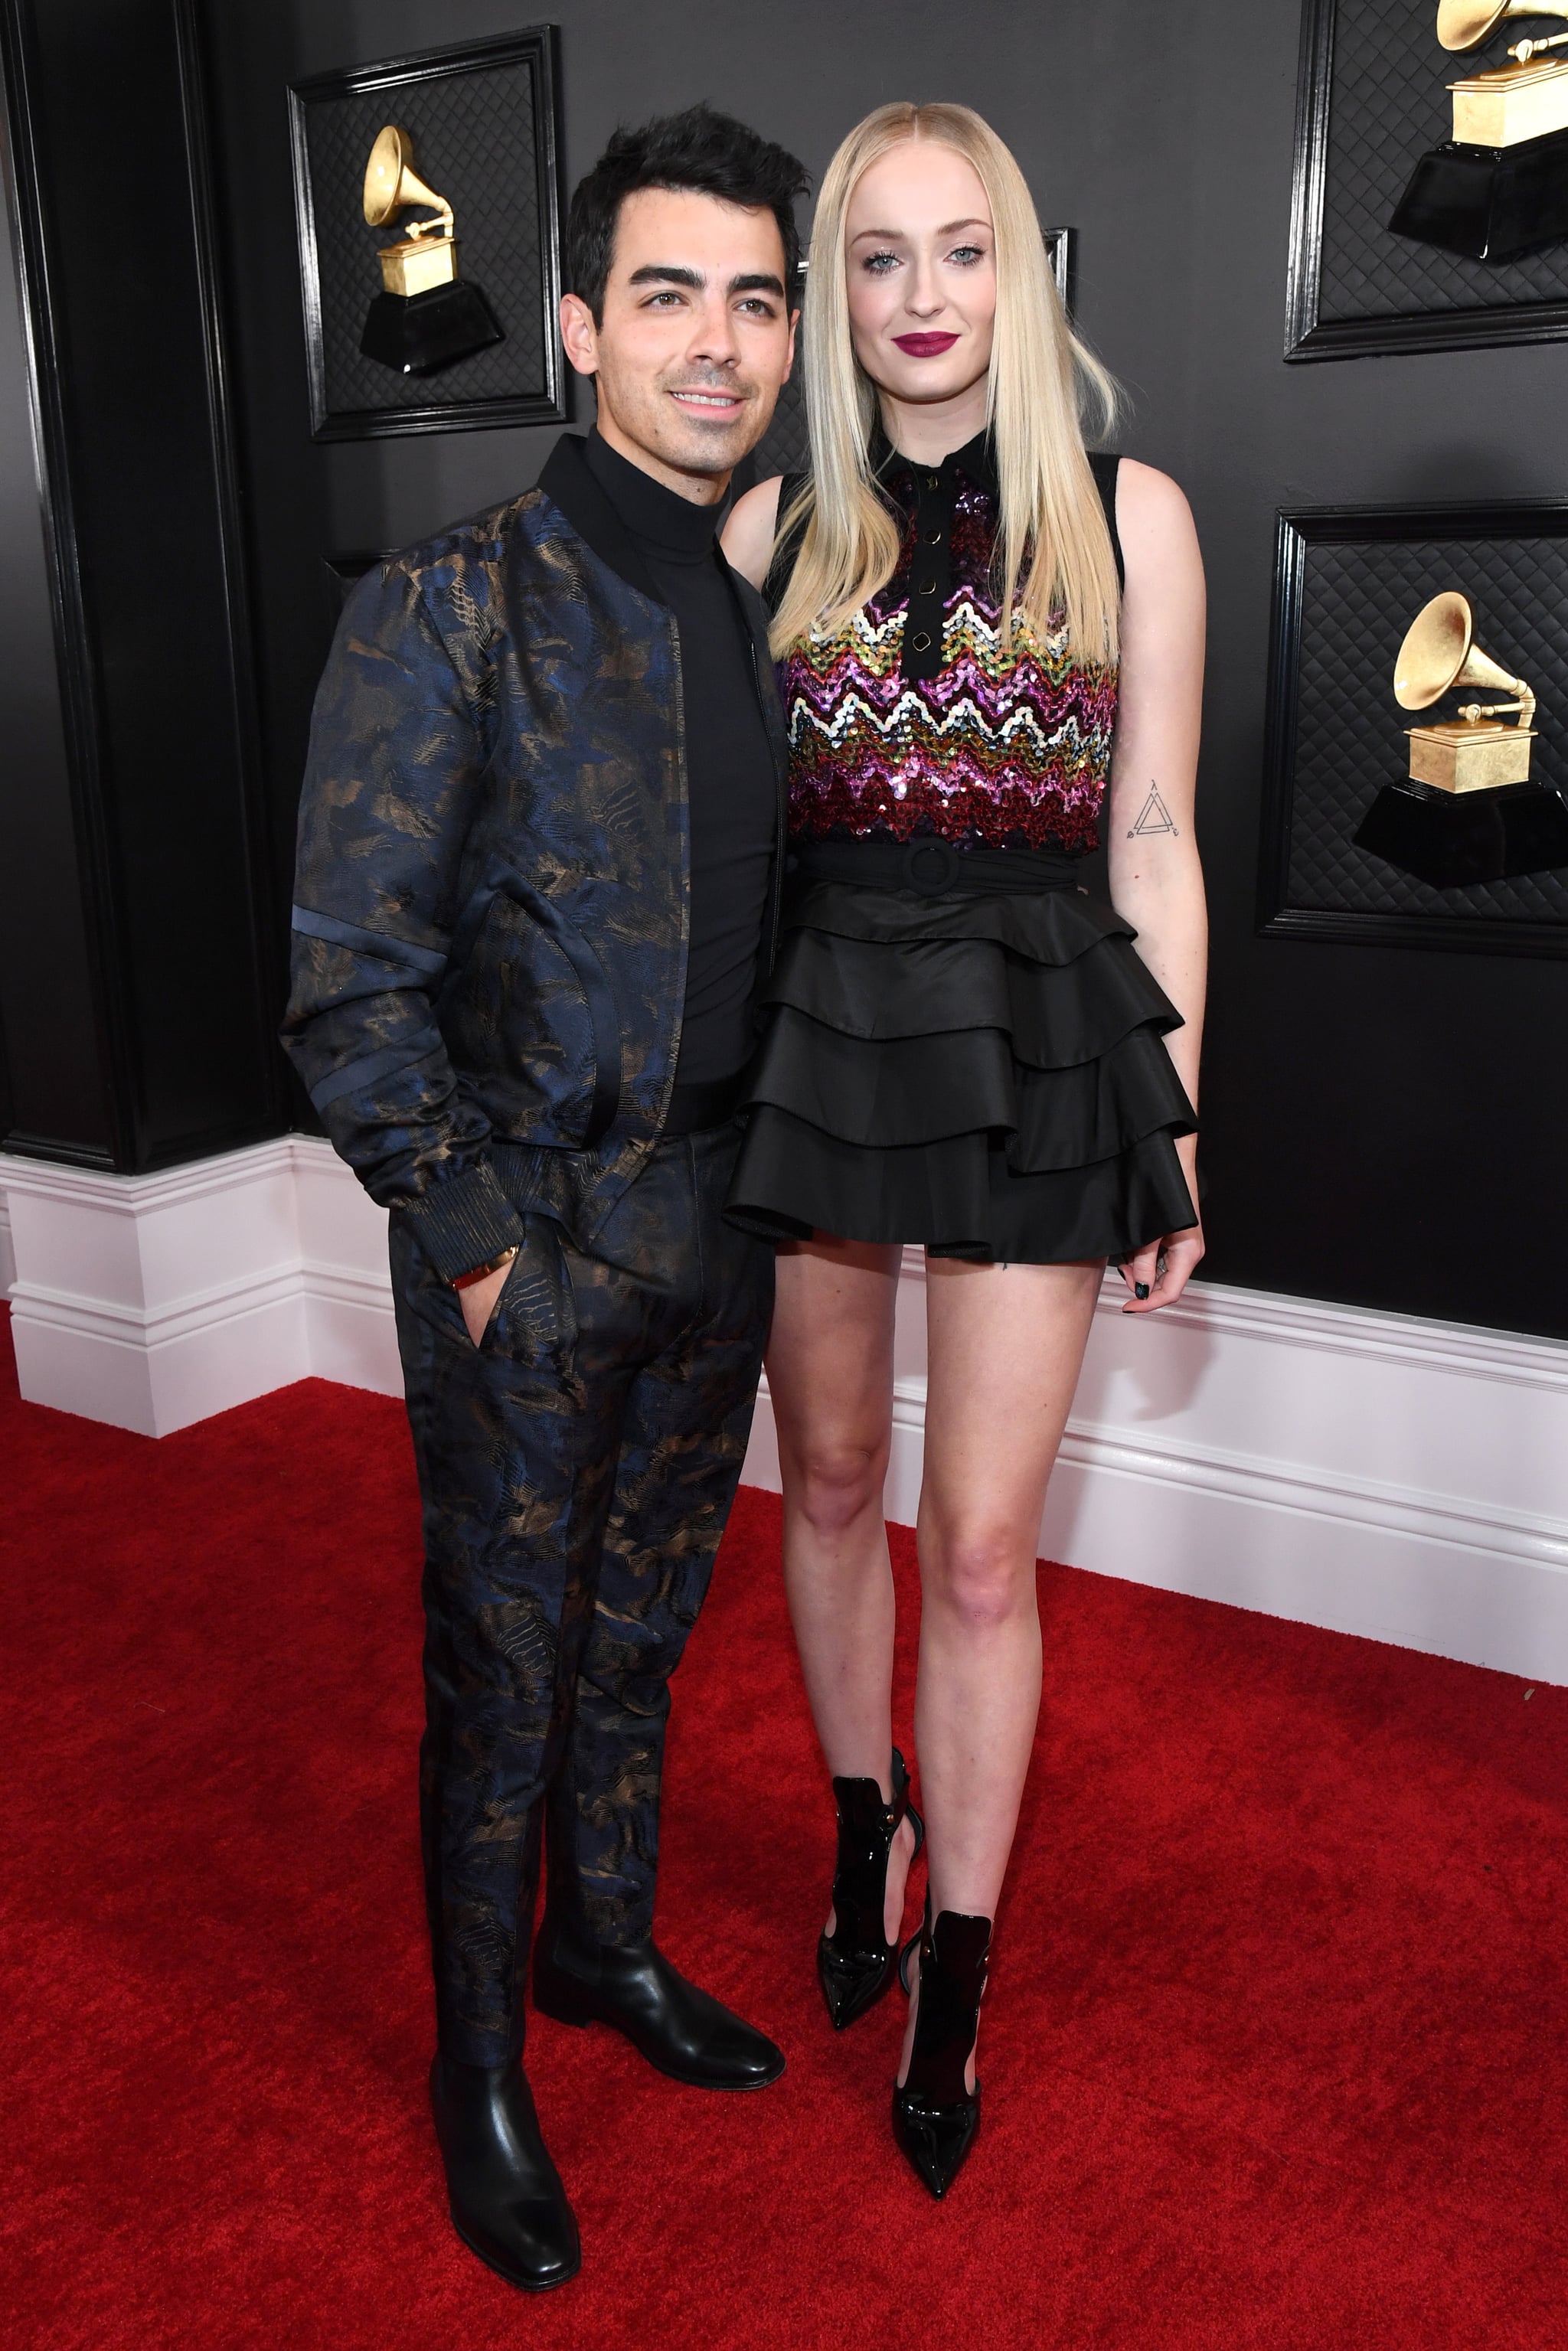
[390,1122,773,2067]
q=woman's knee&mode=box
[922,1523,1034,1631]
[783,1429,890,1536]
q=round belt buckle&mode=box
[903,838,960,896]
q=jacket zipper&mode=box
[655,608,689,1135]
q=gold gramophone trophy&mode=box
[1353,592,1568,885]
[1390,3,1568,261]
[358,125,503,376]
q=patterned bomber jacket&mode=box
[281,434,789,1281]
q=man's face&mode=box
[560,185,796,501]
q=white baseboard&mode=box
[5,1142,1567,1681]
[0,1189,14,1298]
[1,1137,400,1435]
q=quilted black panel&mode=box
[296,58,549,420]
[1283,531,1568,924]
[1315,0,1568,325]
[750,365,809,482]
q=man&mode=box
[282,106,808,2292]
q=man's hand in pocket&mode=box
[458,1257,513,1347]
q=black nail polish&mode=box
[1135,1281,1150,1299]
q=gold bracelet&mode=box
[450,1244,519,1293]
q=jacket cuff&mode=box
[397,1161,527,1285]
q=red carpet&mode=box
[2,1302,1564,2349]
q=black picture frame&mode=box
[319,547,390,624]
[1285,0,1568,363]
[1045,225,1075,317]
[1259,498,1568,958]
[288,25,567,441]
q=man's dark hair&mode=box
[565,103,809,324]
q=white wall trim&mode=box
[1121,1280,1568,1398]
[2,1138,300,1217]
[4,1138,1567,1680]
[2,1136,400,1435]
[16,1260,305,1350]
[896,1240,1568,1397]
[1055,1416,1568,1577]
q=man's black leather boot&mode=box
[533,1912,786,2090]
[430,2053,580,2292]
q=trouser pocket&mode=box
[472,1213,578,1373]
[391,1208,577,1383]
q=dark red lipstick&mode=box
[893,331,959,357]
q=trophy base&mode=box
[359,281,505,376]
[1388,125,1568,262]
[1354,779,1568,887]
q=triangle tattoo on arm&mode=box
[1128,783,1178,839]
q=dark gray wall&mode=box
[2,0,289,1173]
[18,0,1568,1330]
[0,90,110,1158]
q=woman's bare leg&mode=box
[900,1255,1104,2088]
[767,1236,915,1938]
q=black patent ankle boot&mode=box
[818,1747,925,2030]
[430,2053,580,2291]
[891,1900,991,2199]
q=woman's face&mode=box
[843,140,996,408]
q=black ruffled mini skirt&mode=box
[726,838,1198,1264]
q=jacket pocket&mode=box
[441,867,622,1148]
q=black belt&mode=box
[789,837,1083,897]
[663,1071,745,1137]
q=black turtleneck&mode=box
[583,430,776,1099]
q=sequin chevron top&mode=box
[776,434,1121,857]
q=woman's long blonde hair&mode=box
[771,103,1121,667]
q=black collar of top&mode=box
[871,423,999,501]
[583,427,720,563]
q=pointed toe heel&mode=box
[890,1901,990,2200]
[816,1747,924,2030]
[890,2080,982,2201]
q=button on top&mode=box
[894,449,961,681]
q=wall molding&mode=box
[896,1241,1568,1397]
[1055,1416,1568,1576]
[4,1138,1567,1681]
[1,1135,400,1434]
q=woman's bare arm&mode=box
[721,475,785,589]
[1103,457,1208,1313]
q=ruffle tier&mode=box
[727,878,1197,1262]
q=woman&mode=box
[722,102,1207,2198]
